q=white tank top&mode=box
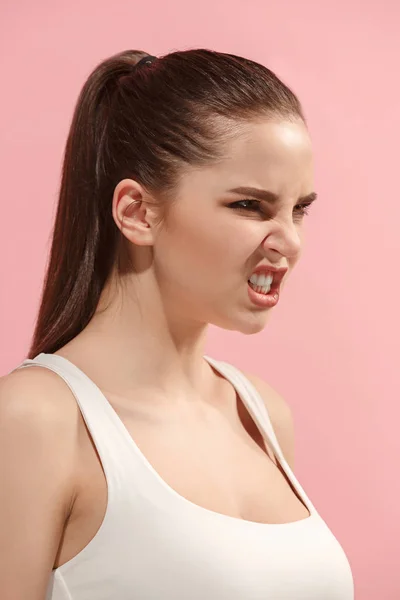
[14,352,354,599]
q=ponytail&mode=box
[27,48,304,359]
[28,50,150,358]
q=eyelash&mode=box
[229,199,313,218]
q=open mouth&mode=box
[248,274,275,296]
[247,269,286,296]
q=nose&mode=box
[261,217,302,260]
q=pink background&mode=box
[1,1,399,597]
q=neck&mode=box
[67,269,213,399]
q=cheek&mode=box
[155,218,222,284]
[159,205,265,280]
[163,207,224,261]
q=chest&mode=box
[53,394,309,569]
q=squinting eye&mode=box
[229,199,313,218]
[229,199,262,212]
[294,202,313,217]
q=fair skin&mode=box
[61,118,314,398]
[0,117,315,598]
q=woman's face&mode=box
[152,118,316,334]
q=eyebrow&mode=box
[228,186,318,204]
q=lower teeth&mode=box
[249,281,271,295]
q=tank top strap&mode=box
[10,353,137,476]
[14,353,283,471]
[203,356,319,518]
[204,356,286,466]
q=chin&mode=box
[238,318,270,335]
[213,310,272,335]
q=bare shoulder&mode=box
[241,370,295,471]
[0,364,82,496]
[0,363,80,431]
[0,364,81,510]
[0,365,81,598]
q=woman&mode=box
[1,49,354,599]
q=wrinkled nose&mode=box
[261,220,302,260]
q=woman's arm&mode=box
[0,367,79,600]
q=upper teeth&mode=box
[249,273,274,287]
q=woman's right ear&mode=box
[112,178,157,247]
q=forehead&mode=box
[179,118,314,200]
[231,119,312,167]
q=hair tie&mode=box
[135,55,158,69]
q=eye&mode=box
[229,199,263,212]
[294,202,313,218]
[229,199,314,219]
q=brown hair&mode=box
[27,48,305,359]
